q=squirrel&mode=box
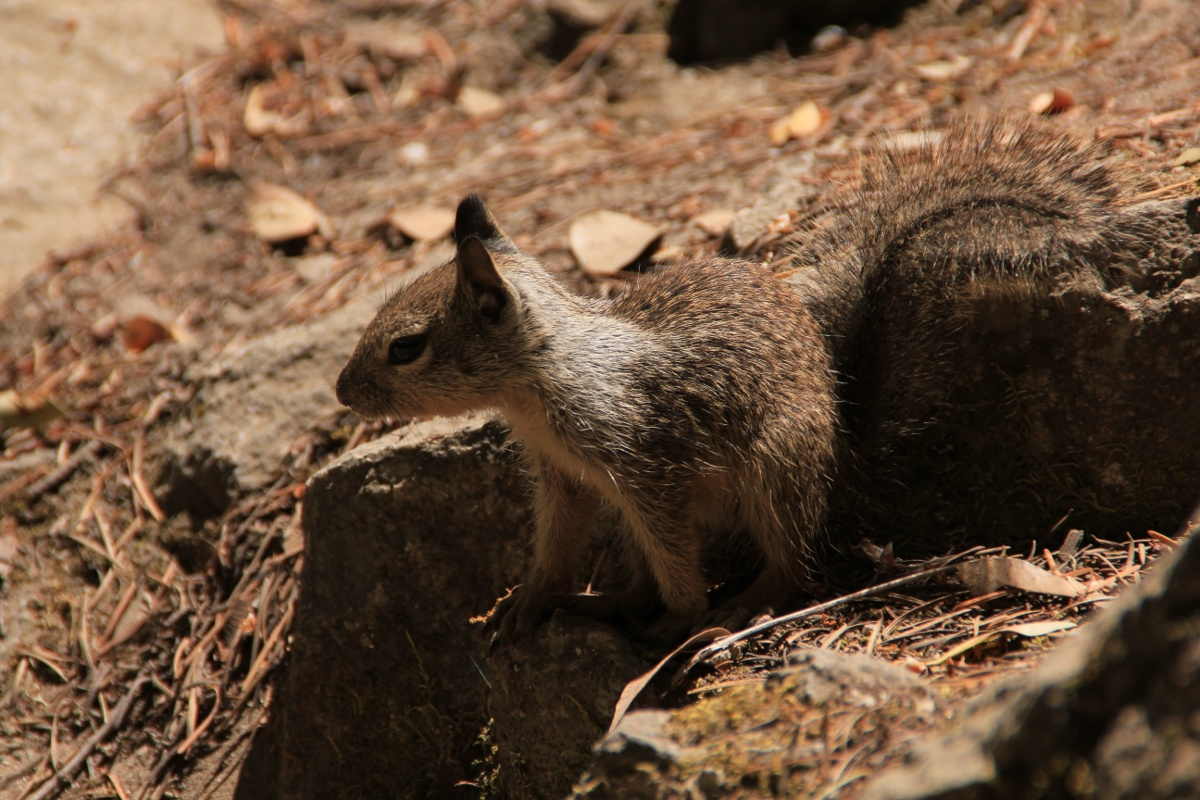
[335,117,1128,646]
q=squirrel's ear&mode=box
[455,194,515,250]
[457,236,509,321]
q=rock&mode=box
[574,650,934,798]
[489,614,652,800]
[862,523,1200,800]
[668,0,919,63]
[722,152,815,253]
[236,416,650,800]
[789,197,1200,546]
[158,298,371,516]
[236,417,532,799]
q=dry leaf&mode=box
[1173,147,1200,167]
[244,84,282,137]
[913,55,972,82]
[1028,88,1075,115]
[387,204,456,242]
[0,390,64,430]
[457,86,507,118]
[608,628,727,734]
[653,244,689,264]
[243,84,308,138]
[247,183,324,243]
[958,556,1086,598]
[398,141,431,165]
[120,315,175,354]
[769,100,823,146]
[1003,621,1078,638]
[568,210,662,276]
[692,208,736,237]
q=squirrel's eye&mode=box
[388,334,427,366]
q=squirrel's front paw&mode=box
[483,583,553,650]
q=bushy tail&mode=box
[786,116,1131,529]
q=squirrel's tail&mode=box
[787,116,1131,527]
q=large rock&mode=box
[235,416,651,799]
[862,520,1200,800]
[489,616,652,800]
[236,417,532,798]
[668,0,919,62]
[794,198,1200,551]
[574,650,935,798]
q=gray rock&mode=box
[722,152,815,253]
[862,528,1200,800]
[236,416,651,800]
[236,417,535,799]
[159,298,371,515]
[489,614,652,800]
[575,649,931,799]
[794,197,1200,547]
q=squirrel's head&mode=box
[336,194,539,420]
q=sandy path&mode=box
[0,0,223,299]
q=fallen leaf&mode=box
[398,141,431,165]
[457,86,507,118]
[1003,620,1078,638]
[244,84,282,137]
[0,390,64,430]
[387,204,456,242]
[120,315,175,354]
[1173,147,1200,167]
[651,244,685,263]
[769,100,823,146]
[1028,88,1075,115]
[913,55,973,82]
[246,183,324,243]
[958,556,1086,598]
[569,211,662,276]
[608,628,727,734]
[243,84,308,138]
[691,208,736,237]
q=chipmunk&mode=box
[336,118,1127,646]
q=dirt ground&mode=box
[0,0,223,297]
[0,0,1199,797]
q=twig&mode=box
[25,441,104,501]
[26,673,150,800]
[687,563,961,667]
[131,435,165,523]
[527,0,642,104]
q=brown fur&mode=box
[337,197,839,644]
[337,117,1132,646]
[787,117,1131,532]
